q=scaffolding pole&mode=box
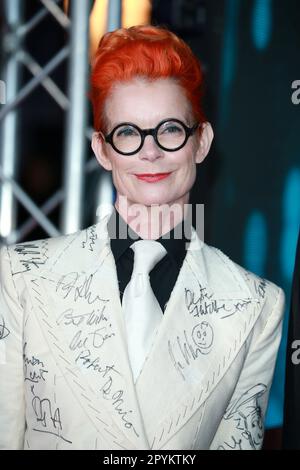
[0,0,124,243]
[61,0,91,234]
[107,0,122,31]
[0,0,23,240]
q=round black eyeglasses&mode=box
[101,118,200,156]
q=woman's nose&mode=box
[138,135,163,161]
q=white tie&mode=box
[122,239,167,383]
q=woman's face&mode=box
[92,78,213,208]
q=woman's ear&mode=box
[91,131,112,171]
[195,122,214,164]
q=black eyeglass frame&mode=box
[101,118,200,156]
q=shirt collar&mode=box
[107,207,191,269]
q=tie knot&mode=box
[131,240,167,275]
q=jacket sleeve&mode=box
[0,246,25,449]
[209,286,285,450]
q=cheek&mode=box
[175,143,196,165]
[110,157,131,176]
[175,152,197,178]
[110,159,139,195]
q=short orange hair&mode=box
[90,25,206,132]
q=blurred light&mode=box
[280,167,300,280]
[95,172,115,222]
[251,0,272,50]
[266,168,300,429]
[122,0,151,28]
[89,0,109,58]
[218,0,240,130]
[65,1,152,60]
[244,211,267,276]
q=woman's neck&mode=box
[115,195,190,240]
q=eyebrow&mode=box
[108,116,192,129]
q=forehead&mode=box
[104,78,192,128]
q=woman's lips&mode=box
[134,172,172,183]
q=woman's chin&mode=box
[117,190,181,208]
[136,195,172,207]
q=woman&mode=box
[0,25,284,450]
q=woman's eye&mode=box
[117,127,137,137]
[161,124,182,134]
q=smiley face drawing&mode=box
[192,321,214,354]
[218,384,267,450]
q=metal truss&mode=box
[0,0,121,245]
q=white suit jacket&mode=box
[0,214,285,450]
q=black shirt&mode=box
[107,209,192,312]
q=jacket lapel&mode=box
[23,216,150,450]
[135,228,262,449]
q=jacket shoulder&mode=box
[2,229,83,277]
[202,243,284,302]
